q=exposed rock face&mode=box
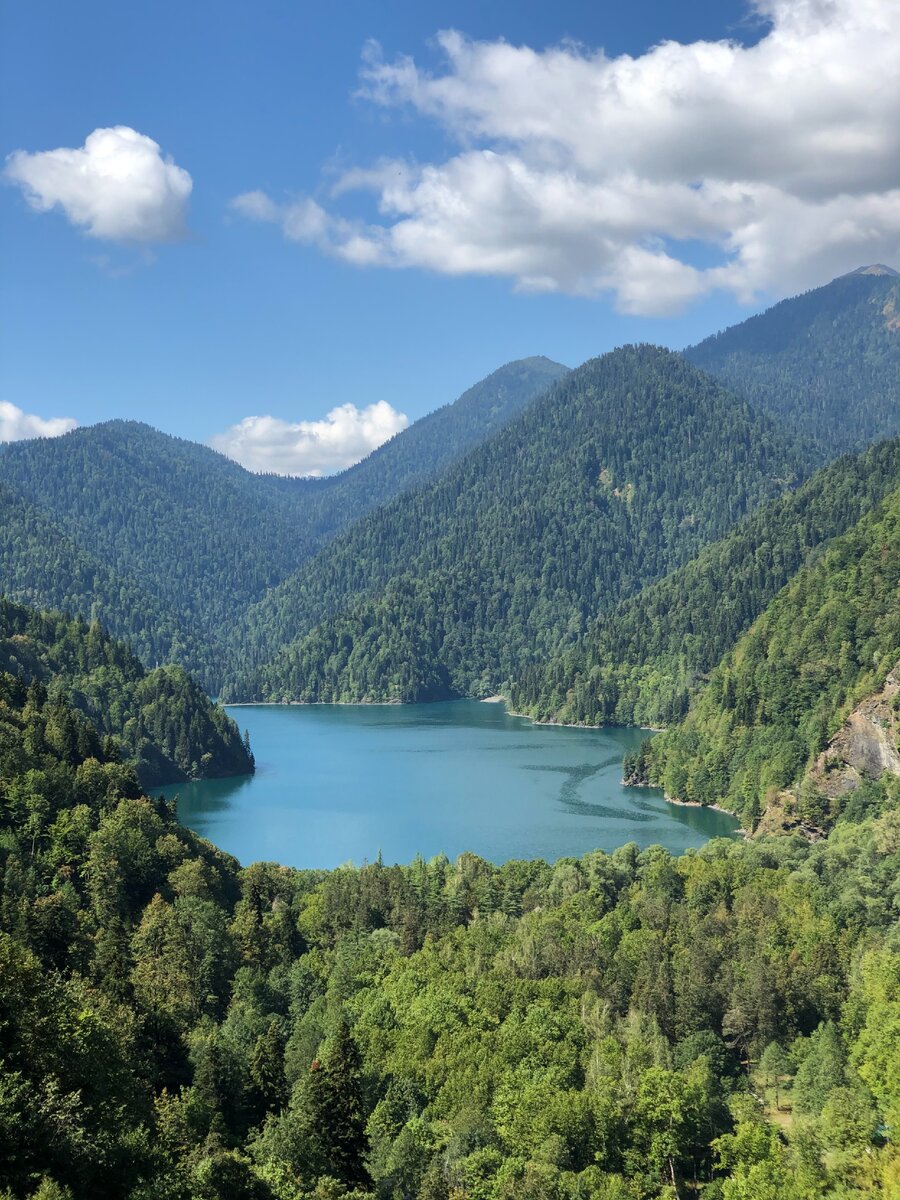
[808,661,900,801]
[754,663,900,840]
[754,791,826,841]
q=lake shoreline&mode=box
[224,695,663,735]
[168,700,739,867]
[625,778,745,829]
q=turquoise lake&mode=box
[156,701,739,868]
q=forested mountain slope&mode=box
[0,481,216,682]
[644,482,900,828]
[271,355,569,544]
[229,346,815,701]
[1,661,898,1197]
[0,597,252,786]
[685,266,899,452]
[509,438,900,728]
[0,423,316,684]
[0,359,566,691]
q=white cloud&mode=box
[5,126,192,243]
[234,0,900,313]
[210,402,409,476]
[0,402,77,442]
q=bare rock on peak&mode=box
[844,263,899,277]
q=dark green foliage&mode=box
[0,482,210,681]
[0,597,252,786]
[686,269,900,452]
[0,423,320,690]
[0,360,564,694]
[268,355,570,545]
[646,483,900,824]
[510,438,900,728]
[306,1020,371,1190]
[232,346,812,702]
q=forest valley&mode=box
[0,268,898,1198]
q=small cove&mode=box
[155,700,740,868]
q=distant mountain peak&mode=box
[842,263,899,277]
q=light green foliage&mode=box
[847,949,900,1130]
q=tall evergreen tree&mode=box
[308,1020,372,1191]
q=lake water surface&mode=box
[157,701,739,868]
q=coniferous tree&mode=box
[308,1019,372,1191]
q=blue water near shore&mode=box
[155,700,739,869]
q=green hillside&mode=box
[272,355,569,545]
[0,359,566,692]
[0,423,315,687]
[0,481,217,683]
[685,267,899,452]
[643,483,900,828]
[232,346,814,702]
[509,438,900,728]
[1,661,897,1197]
[0,597,253,786]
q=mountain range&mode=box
[1,265,899,1199]
[0,266,896,817]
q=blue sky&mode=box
[1,0,897,472]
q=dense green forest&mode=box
[0,482,214,683]
[0,360,563,693]
[0,273,894,702]
[229,347,812,702]
[686,269,899,453]
[1,669,898,1198]
[509,438,900,728]
[0,422,326,690]
[0,269,898,1198]
[642,482,900,829]
[270,356,570,544]
[0,598,252,787]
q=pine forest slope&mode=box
[644,482,900,828]
[509,437,900,729]
[0,481,215,681]
[0,422,319,668]
[272,355,570,544]
[0,596,253,786]
[685,268,899,453]
[0,359,567,691]
[230,345,816,701]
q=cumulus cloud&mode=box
[234,0,900,313]
[5,126,192,243]
[0,402,77,443]
[209,402,409,476]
